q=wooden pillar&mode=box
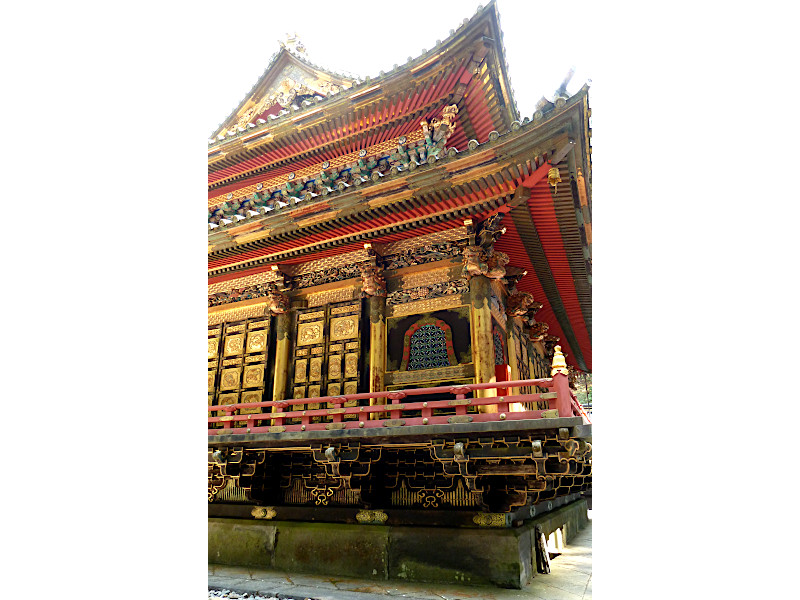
[469,275,497,409]
[368,295,386,397]
[271,311,291,408]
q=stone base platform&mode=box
[209,499,588,589]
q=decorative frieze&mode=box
[306,287,357,307]
[387,279,469,305]
[383,242,464,271]
[386,293,465,317]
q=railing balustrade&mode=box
[208,372,589,435]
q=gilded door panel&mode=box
[295,359,308,383]
[220,368,241,391]
[243,365,265,388]
[328,382,342,396]
[329,355,342,379]
[344,353,359,378]
[224,334,245,356]
[308,357,323,381]
[330,315,358,341]
[297,322,324,346]
[246,330,268,353]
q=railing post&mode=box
[550,346,573,417]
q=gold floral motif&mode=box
[345,353,358,378]
[330,316,357,341]
[251,506,276,520]
[309,357,323,381]
[243,365,264,387]
[294,359,308,383]
[220,368,241,390]
[328,355,342,379]
[308,385,321,398]
[293,386,306,399]
[224,334,244,356]
[208,371,215,392]
[246,331,266,352]
[208,338,219,359]
[343,381,358,395]
[295,348,309,356]
[355,510,388,525]
[328,382,341,396]
[329,344,343,352]
[472,513,509,527]
[345,342,359,350]
[297,322,323,346]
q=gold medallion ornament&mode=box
[208,338,219,359]
[243,365,264,387]
[330,316,357,341]
[224,334,244,356]
[247,331,266,352]
[297,322,323,346]
[220,368,241,390]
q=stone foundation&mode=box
[209,499,588,589]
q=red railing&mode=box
[209,373,588,435]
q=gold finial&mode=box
[551,345,568,376]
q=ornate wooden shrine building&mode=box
[208,1,592,588]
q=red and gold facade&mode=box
[208,2,591,530]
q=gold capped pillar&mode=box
[360,245,387,404]
[269,288,295,407]
[272,312,291,407]
[469,274,497,408]
[368,295,386,395]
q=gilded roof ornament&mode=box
[280,32,307,56]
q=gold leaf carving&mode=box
[208,338,219,359]
[330,316,357,341]
[294,359,308,383]
[246,331,267,353]
[297,322,323,346]
[243,365,264,387]
[224,334,244,356]
[344,353,358,378]
[220,368,241,390]
[309,357,323,381]
[329,355,342,379]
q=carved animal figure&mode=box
[359,264,387,297]
[506,291,535,317]
[485,251,509,279]
[462,245,488,279]
[266,290,290,315]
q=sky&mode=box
[204,0,595,137]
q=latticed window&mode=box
[493,329,506,365]
[407,324,451,370]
